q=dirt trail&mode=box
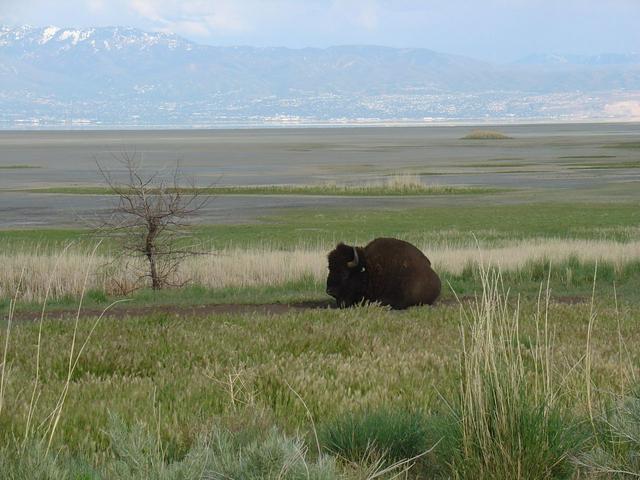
[9,296,587,323]
[11,300,334,322]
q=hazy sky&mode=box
[1,0,639,62]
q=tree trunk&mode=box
[148,251,160,290]
[146,221,160,290]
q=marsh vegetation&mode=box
[461,129,513,140]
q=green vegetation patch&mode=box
[16,184,503,197]
[462,129,513,140]
[558,155,616,159]
[228,202,640,248]
[0,300,638,476]
[564,161,640,170]
[603,142,640,149]
[1,419,340,479]
[0,164,42,169]
[461,162,536,168]
[319,408,433,465]
[2,202,639,251]
[579,389,640,476]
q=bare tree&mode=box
[97,151,209,291]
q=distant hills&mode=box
[1,25,639,127]
[514,53,640,66]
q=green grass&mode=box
[0,164,41,169]
[1,198,639,477]
[1,278,326,316]
[461,162,537,168]
[564,161,640,170]
[1,296,639,477]
[3,201,637,252]
[462,129,513,140]
[14,184,502,197]
[202,202,640,248]
[603,142,640,149]
[558,155,617,159]
[0,228,90,246]
[319,409,432,465]
[0,202,640,258]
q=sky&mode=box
[0,0,639,62]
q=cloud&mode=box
[355,4,379,30]
[123,0,390,40]
[129,0,164,22]
[87,0,107,13]
[329,0,382,30]
[163,19,211,37]
[2,0,639,60]
[126,0,251,36]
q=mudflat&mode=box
[0,123,639,227]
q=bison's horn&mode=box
[347,247,359,268]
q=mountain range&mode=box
[1,25,639,127]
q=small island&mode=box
[462,129,513,140]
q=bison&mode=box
[326,237,441,309]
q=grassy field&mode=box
[2,201,639,249]
[1,201,640,309]
[1,200,640,478]
[1,280,639,478]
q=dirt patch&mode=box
[11,300,335,322]
[9,296,590,323]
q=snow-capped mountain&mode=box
[1,25,639,127]
[0,25,194,52]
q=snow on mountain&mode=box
[39,26,60,44]
[0,25,194,53]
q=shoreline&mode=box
[1,118,639,133]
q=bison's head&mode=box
[326,243,367,308]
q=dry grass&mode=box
[1,239,640,302]
[454,267,573,478]
[434,238,640,274]
[18,174,495,196]
[222,174,485,196]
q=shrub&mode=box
[462,129,512,140]
[0,440,97,480]
[578,388,640,478]
[105,415,337,480]
[319,408,430,465]
[450,268,583,479]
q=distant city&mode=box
[1,25,639,128]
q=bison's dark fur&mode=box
[326,237,441,309]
